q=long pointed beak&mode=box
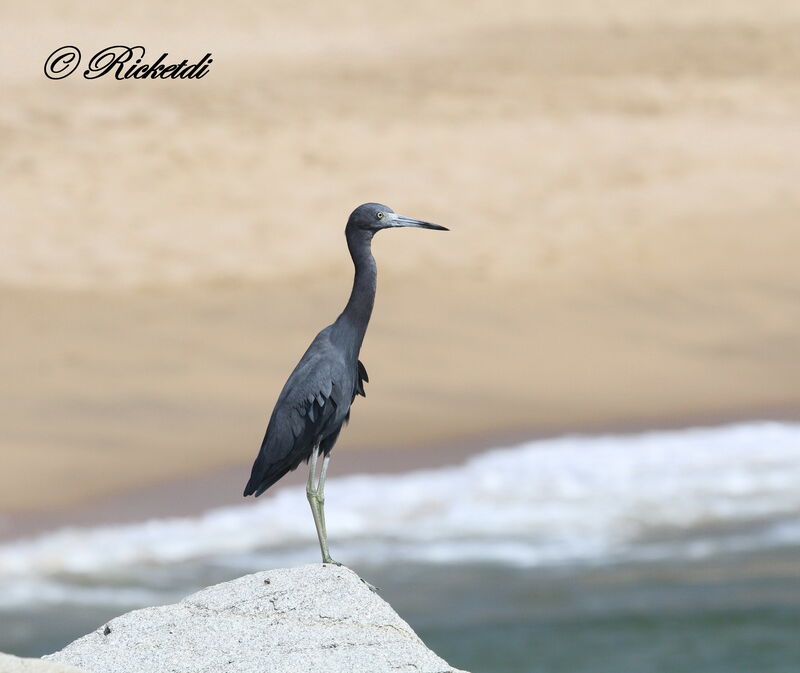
[390,214,449,231]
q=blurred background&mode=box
[1,2,800,672]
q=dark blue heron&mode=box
[243,203,447,564]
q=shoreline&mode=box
[3,406,797,543]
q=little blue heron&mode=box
[243,203,448,564]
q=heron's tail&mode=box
[243,458,289,497]
[243,474,276,498]
[243,435,301,497]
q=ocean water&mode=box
[1,422,800,672]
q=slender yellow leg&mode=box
[306,446,338,565]
[317,454,331,538]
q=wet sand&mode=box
[1,1,800,522]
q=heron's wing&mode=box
[243,337,348,497]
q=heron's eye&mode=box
[376,212,384,219]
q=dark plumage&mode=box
[243,202,447,563]
[242,338,368,497]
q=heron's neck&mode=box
[337,228,377,352]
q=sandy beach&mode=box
[2,0,800,522]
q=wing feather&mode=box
[243,331,350,497]
[355,360,369,398]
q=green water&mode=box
[369,556,800,673]
[3,552,800,672]
[422,608,800,673]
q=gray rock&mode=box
[0,652,87,673]
[46,564,467,673]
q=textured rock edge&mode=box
[44,564,469,673]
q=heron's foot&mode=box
[361,578,379,593]
[321,557,343,567]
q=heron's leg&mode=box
[306,446,324,555]
[312,450,375,589]
[316,453,331,538]
[306,446,338,565]
[306,445,319,494]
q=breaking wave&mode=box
[2,421,800,608]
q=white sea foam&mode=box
[1,422,800,608]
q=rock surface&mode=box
[46,564,467,673]
[0,652,87,673]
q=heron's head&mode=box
[346,203,448,234]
